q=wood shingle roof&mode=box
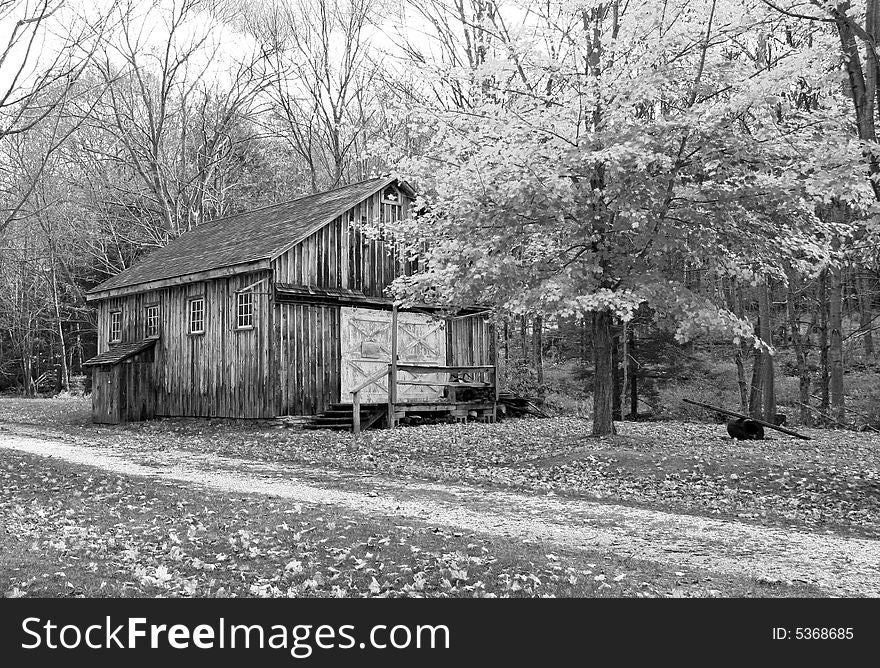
[88,176,403,296]
[83,337,158,367]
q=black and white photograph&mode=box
[0,0,876,661]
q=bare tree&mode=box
[87,0,274,245]
[0,0,117,235]
[253,0,381,191]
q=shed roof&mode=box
[88,176,408,296]
[83,337,159,367]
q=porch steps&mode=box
[304,403,385,432]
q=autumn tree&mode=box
[389,0,840,435]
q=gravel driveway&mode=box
[1,433,878,597]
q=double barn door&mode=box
[340,307,446,403]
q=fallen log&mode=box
[682,398,811,440]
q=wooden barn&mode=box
[83,176,497,430]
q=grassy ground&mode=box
[1,397,879,541]
[0,448,823,598]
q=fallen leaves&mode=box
[3,397,879,539]
[0,446,829,599]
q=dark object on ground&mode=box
[624,411,656,421]
[497,392,550,418]
[726,418,765,440]
[774,413,787,426]
[681,398,811,440]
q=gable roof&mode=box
[87,176,410,298]
[82,337,158,367]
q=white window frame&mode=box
[145,303,160,337]
[109,309,122,344]
[236,291,254,330]
[188,297,205,335]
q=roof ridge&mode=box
[86,174,405,297]
[197,175,391,229]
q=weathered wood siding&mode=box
[119,360,156,422]
[448,314,493,382]
[91,365,122,424]
[91,356,156,425]
[91,184,495,422]
[95,270,273,418]
[272,190,416,297]
[275,303,340,416]
[270,190,419,416]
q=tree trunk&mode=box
[628,326,638,418]
[580,318,588,362]
[818,269,830,413]
[611,323,622,421]
[520,315,528,361]
[48,255,69,392]
[533,315,544,386]
[758,281,776,422]
[72,323,84,376]
[592,310,616,436]
[22,354,34,398]
[749,311,763,419]
[829,264,845,422]
[786,269,811,426]
[858,272,874,356]
[832,3,880,199]
[621,322,628,416]
[730,279,750,413]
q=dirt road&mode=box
[1,433,877,597]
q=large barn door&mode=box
[341,307,446,403]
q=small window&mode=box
[188,297,205,335]
[109,310,122,343]
[236,292,254,329]
[381,185,401,204]
[145,304,160,337]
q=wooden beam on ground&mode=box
[682,398,811,440]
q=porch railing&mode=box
[350,363,498,435]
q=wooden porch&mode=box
[301,304,498,432]
[305,362,498,432]
[353,362,498,433]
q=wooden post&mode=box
[491,320,499,421]
[388,304,398,429]
[352,391,361,435]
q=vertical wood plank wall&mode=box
[272,191,415,296]
[95,270,273,418]
[271,191,414,415]
[91,366,121,424]
[275,303,340,416]
[448,314,492,382]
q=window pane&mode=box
[146,305,160,336]
[189,299,205,334]
[237,292,253,328]
[109,311,122,342]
